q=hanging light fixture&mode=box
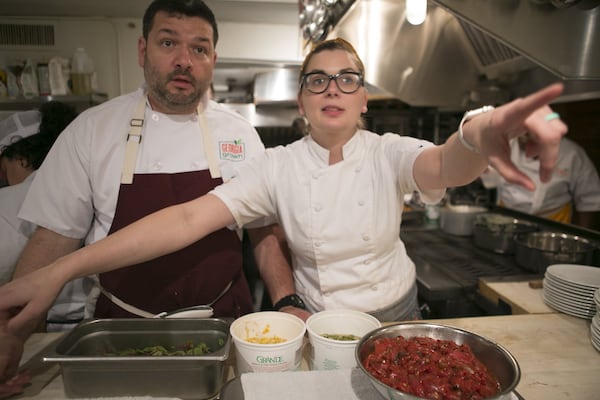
[406,0,427,25]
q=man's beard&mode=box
[144,62,206,113]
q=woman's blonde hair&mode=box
[298,37,367,130]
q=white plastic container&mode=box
[48,57,70,95]
[71,47,94,95]
[20,59,39,99]
[230,311,306,374]
[306,309,381,370]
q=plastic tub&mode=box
[306,309,381,370]
[230,311,306,373]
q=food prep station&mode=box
[401,206,600,319]
[19,312,600,400]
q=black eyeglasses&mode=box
[301,72,364,94]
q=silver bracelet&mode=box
[458,105,495,153]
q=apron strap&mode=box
[197,104,221,179]
[121,97,146,184]
[120,96,222,184]
[98,279,233,318]
[98,282,156,318]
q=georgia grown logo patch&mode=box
[219,139,245,161]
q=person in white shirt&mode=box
[0,101,89,332]
[0,37,568,362]
[496,136,600,230]
[0,112,41,282]
[0,0,292,386]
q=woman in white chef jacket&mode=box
[494,136,600,230]
[0,38,569,327]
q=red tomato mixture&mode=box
[363,336,500,400]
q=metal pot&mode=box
[439,204,487,236]
[473,213,539,254]
[514,231,596,273]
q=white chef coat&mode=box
[0,172,90,332]
[0,173,37,284]
[212,130,444,313]
[19,87,267,246]
[498,138,600,215]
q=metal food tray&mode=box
[43,318,231,399]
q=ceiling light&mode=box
[406,0,427,26]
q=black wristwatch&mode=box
[273,294,306,311]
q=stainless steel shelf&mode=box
[0,93,108,112]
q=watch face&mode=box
[290,296,305,308]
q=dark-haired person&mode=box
[0,0,291,385]
[0,101,85,333]
[0,109,41,187]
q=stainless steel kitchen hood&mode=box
[322,0,600,108]
[434,0,600,80]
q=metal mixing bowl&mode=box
[355,322,520,400]
[473,213,539,254]
[514,231,596,273]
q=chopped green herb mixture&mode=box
[106,340,214,356]
[321,333,361,341]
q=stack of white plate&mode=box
[542,264,600,320]
[592,289,600,352]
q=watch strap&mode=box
[273,294,306,311]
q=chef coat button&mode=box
[192,115,198,121]
[152,113,159,121]
[314,204,322,212]
[371,284,378,291]
[358,200,365,206]
[355,168,361,173]
[152,161,162,171]
[312,172,319,179]
[364,259,371,265]
[314,241,322,248]
[362,233,370,241]
[324,292,331,297]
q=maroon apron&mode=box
[94,99,253,318]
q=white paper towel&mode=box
[240,368,385,400]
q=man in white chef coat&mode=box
[0,0,293,384]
